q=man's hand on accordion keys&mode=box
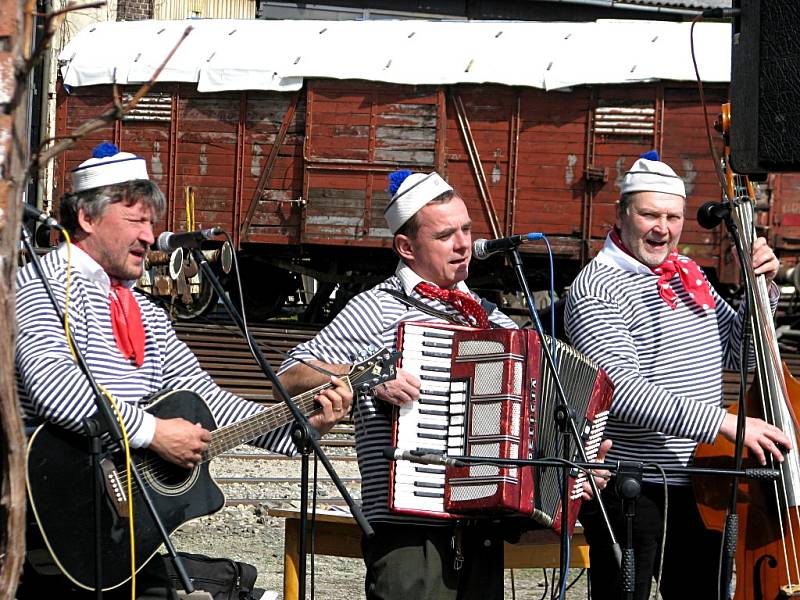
[582,438,613,501]
[373,368,421,406]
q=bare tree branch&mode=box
[0,16,192,598]
[0,0,34,596]
[33,24,193,172]
[10,0,106,113]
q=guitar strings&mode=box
[115,355,382,489]
[113,371,361,488]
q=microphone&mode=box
[23,204,60,228]
[472,232,544,260]
[382,447,465,468]
[155,227,224,252]
[697,201,731,230]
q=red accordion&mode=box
[389,322,613,534]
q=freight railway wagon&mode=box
[51,19,800,320]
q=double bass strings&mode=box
[731,194,800,590]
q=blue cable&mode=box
[524,233,557,358]
[528,233,567,599]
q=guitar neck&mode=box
[203,378,347,460]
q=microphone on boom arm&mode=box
[155,227,224,252]
[23,204,60,229]
[382,447,466,468]
[696,201,731,230]
[472,232,544,260]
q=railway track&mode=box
[175,317,800,506]
[210,450,360,507]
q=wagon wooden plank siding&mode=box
[52,80,746,269]
[241,92,306,244]
[51,19,800,317]
[303,81,440,246]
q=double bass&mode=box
[694,103,800,600]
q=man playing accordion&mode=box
[279,170,518,600]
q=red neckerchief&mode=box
[109,279,146,367]
[610,228,716,310]
[414,282,490,328]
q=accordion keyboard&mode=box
[392,322,467,516]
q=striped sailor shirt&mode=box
[565,234,778,485]
[280,262,518,525]
[16,244,295,455]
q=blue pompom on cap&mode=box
[639,150,659,161]
[388,169,413,195]
[92,142,120,159]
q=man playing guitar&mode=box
[16,143,353,599]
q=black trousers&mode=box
[579,481,722,600]
[361,522,504,600]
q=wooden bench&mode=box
[268,508,589,600]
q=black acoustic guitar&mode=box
[26,349,399,591]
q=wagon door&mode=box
[301,80,442,248]
[584,84,728,272]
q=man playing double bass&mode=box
[564,152,792,599]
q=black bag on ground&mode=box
[162,552,265,600]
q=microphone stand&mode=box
[19,225,196,597]
[187,245,373,600]
[447,452,780,482]
[506,245,622,588]
[615,462,643,600]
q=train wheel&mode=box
[173,271,218,320]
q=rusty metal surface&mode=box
[172,319,321,402]
[172,318,357,460]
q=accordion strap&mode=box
[382,288,501,328]
[381,288,465,325]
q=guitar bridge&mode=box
[100,458,129,518]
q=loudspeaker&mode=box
[730,0,800,174]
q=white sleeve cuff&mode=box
[769,280,781,302]
[130,411,157,448]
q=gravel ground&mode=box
[169,449,593,599]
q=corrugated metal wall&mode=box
[153,0,255,20]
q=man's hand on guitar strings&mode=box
[309,376,354,435]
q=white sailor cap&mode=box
[71,142,149,192]
[384,170,454,234]
[620,151,685,199]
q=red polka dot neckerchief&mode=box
[610,228,715,310]
[414,281,490,328]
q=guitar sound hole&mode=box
[142,460,199,496]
